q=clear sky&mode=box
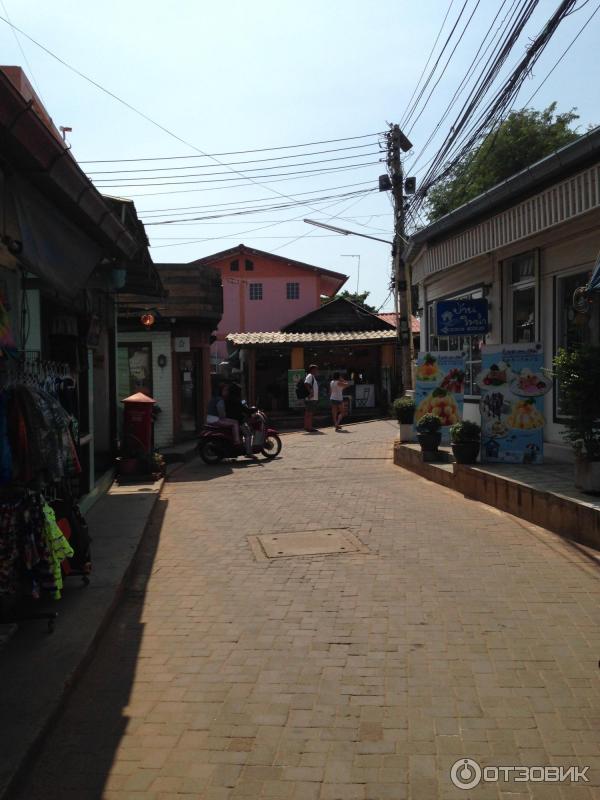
[1,0,598,309]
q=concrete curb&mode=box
[0,479,165,800]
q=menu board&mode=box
[480,343,549,463]
[414,351,466,444]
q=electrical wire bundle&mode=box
[402,0,585,224]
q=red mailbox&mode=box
[122,392,156,454]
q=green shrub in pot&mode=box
[392,395,416,425]
[416,412,442,453]
[449,420,481,464]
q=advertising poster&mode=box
[480,343,549,464]
[287,369,305,409]
[414,351,466,443]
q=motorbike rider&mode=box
[225,383,254,456]
[206,383,241,446]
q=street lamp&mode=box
[340,254,361,293]
[303,218,395,245]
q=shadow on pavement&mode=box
[168,455,284,482]
[8,497,169,800]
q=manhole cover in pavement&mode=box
[256,529,364,558]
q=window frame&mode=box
[230,259,239,272]
[286,281,300,300]
[503,249,539,344]
[249,282,263,301]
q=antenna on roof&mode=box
[59,125,72,144]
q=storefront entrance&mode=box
[175,350,204,439]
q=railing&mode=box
[413,162,600,282]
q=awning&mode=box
[11,174,105,297]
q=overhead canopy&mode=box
[12,174,105,297]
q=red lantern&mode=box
[140,312,155,328]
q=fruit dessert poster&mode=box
[479,343,550,464]
[414,352,466,443]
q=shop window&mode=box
[505,250,538,343]
[245,259,254,271]
[249,283,263,301]
[117,343,153,398]
[557,269,597,351]
[427,289,486,396]
[287,282,300,300]
[230,260,239,271]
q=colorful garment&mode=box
[42,504,73,599]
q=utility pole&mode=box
[387,124,414,391]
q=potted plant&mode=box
[553,346,600,493]
[450,420,481,464]
[392,396,416,442]
[416,413,442,457]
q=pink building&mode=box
[190,244,348,363]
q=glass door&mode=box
[178,354,196,434]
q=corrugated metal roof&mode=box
[226,330,398,346]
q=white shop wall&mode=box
[117,331,173,448]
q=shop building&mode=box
[0,66,162,507]
[187,244,348,365]
[117,262,223,444]
[406,127,600,459]
[226,297,398,417]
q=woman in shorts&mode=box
[330,372,349,430]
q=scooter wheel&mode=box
[198,439,224,465]
[261,434,282,459]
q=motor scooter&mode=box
[197,404,282,464]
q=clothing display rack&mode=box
[0,353,92,633]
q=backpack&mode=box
[295,374,312,400]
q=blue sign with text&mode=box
[436,298,489,336]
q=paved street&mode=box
[13,420,600,800]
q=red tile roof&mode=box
[377,312,421,333]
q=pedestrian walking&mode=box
[330,371,349,430]
[303,364,319,432]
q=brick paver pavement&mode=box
[13,421,600,800]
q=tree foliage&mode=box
[426,104,580,222]
[322,290,378,313]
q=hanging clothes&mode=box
[42,504,73,600]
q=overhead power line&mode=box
[408,0,578,218]
[142,188,377,226]
[400,0,472,132]
[90,151,382,183]
[78,132,385,164]
[0,14,375,217]
[84,141,382,173]
[406,0,483,136]
[93,160,381,189]
[521,0,600,107]
[135,180,377,214]
[399,0,456,129]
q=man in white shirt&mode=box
[303,364,319,432]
